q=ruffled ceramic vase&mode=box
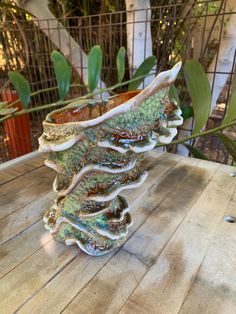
[38,62,183,256]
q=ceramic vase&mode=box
[38,62,183,256]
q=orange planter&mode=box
[1,90,32,159]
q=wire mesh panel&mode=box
[0,0,235,163]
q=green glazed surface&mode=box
[39,63,183,256]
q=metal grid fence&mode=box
[0,0,235,163]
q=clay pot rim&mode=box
[43,61,182,129]
[48,90,141,125]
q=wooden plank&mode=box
[10,154,182,313]
[17,250,147,314]
[0,191,56,245]
[0,152,46,186]
[0,151,161,221]
[0,221,52,279]
[0,151,41,171]
[122,152,181,205]
[16,253,113,314]
[0,240,79,314]
[120,164,236,314]
[20,157,197,314]
[0,152,165,263]
[62,250,148,314]
[61,159,213,314]
[179,191,236,314]
[0,154,167,277]
[122,159,218,266]
[0,166,54,220]
[123,156,201,253]
[4,153,235,314]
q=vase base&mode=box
[43,195,132,256]
[53,222,127,256]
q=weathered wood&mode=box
[0,152,45,186]
[0,191,56,245]
[16,252,113,314]
[18,157,195,314]
[0,166,54,219]
[0,221,52,278]
[7,153,179,314]
[0,152,236,314]
[179,190,236,314]
[0,240,78,313]
[61,159,211,313]
[122,159,218,265]
[120,164,236,314]
[63,250,148,314]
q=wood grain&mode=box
[10,153,180,313]
[62,159,212,313]
[179,188,236,314]
[0,191,56,245]
[0,221,52,279]
[0,152,236,314]
[0,166,54,220]
[0,153,45,186]
[63,249,148,314]
[0,240,78,313]
[120,164,236,314]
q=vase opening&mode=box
[51,90,140,124]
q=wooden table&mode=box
[0,151,236,314]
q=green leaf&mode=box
[181,106,193,119]
[51,51,71,100]
[116,47,126,83]
[0,108,18,115]
[128,56,156,91]
[169,85,180,106]
[0,101,8,109]
[88,45,103,92]
[8,71,31,108]
[184,143,209,160]
[222,74,236,125]
[66,98,94,108]
[183,60,211,134]
[219,133,236,161]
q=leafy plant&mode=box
[88,45,103,92]
[2,47,236,165]
[51,51,71,100]
[128,56,156,91]
[181,106,193,120]
[218,133,236,161]
[0,101,9,109]
[116,47,126,83]
[183,60,211,134]
[0,108,18,115]
[222,73,236,125]
[0,47,157,118]
[8,71,31,109]
[169,85,180,106]
[184,143,209,160]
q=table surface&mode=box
[0,151,236,314]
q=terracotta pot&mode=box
[1,90,32,159]
[39,62,183,256]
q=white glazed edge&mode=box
[53,159,137,196]
[44,61,182,129]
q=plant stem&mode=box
[156,120,236,148]
[0,73,152,123]
[2,71,234,148]
[0,99,76,123]
[5,84,85,108]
